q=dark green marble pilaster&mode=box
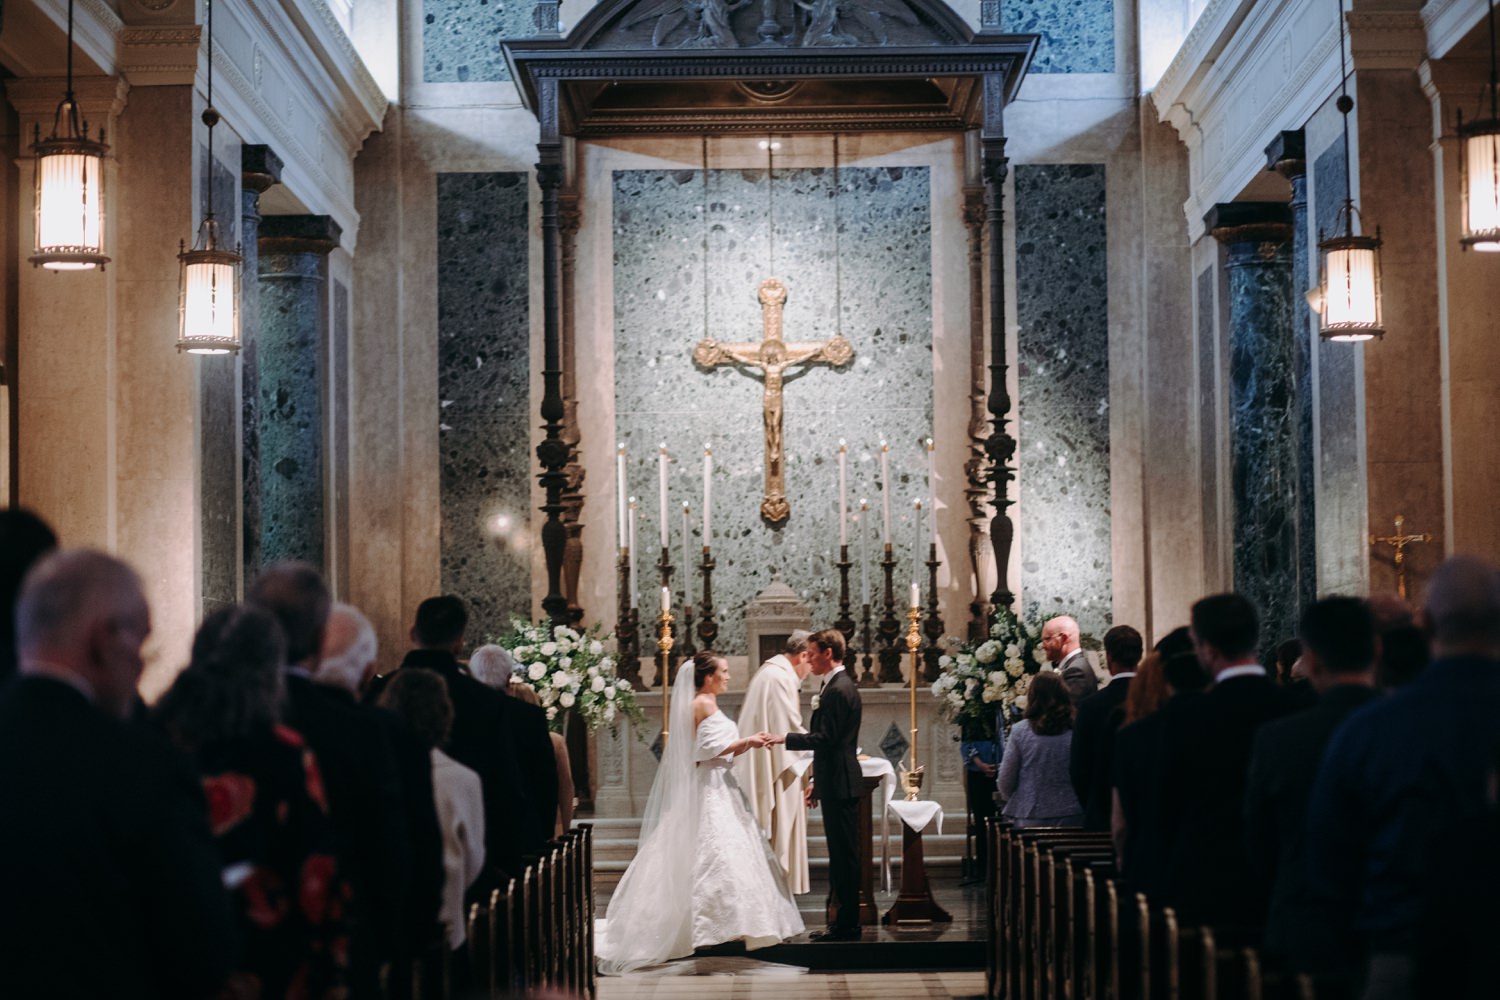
[1208,202,1300,660]
[256,214,340,571]
[240,146,283,583]
[199,144,242,616]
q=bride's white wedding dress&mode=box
[596,665,805,973]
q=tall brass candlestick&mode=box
[658,608,675,748]
[904,605,924,800]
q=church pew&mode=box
[578,823,597,998]
[1019,831,1111,1000]
[1057,850,1116,1000]
[487,880,519,998]
[467,900,490,993]
[1042,842,1113,1000]
[409,925,450,1000]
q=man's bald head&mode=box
[247,562,331,667]
[318,603,378,694]
[1425,555,1500,656]
[15,549,151,718]
[1042,616,1081,664]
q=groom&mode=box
[763,627,863,941]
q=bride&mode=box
[596,651,806,973]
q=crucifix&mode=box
[692,277,854,523]
[1370,513,1432,600]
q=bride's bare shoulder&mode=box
[692,692,716,723]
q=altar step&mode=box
[581,815,971,893]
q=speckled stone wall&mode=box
[242,188,265,581]
[612,166,933,657]
[1001,0,1114,74]
[423,0,533,82]
[1223,230,1299,659]
[200,146,241,615]
[1198,264,1221,587]
[1287,170,1317,617]
[331,279,351,592]
[257,241,327,568]
[436,172,532,642]
[1313,142,1364,593]
[1014,164,1112,638]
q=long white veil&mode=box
[596,661,700,973]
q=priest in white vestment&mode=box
[736,630,814,894]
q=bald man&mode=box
[0,550,235,999]
[1042,615,1097,703]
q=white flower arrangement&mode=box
[493,620,644,734]
[931,606,1046,738]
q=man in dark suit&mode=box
[765,627,863,940]
[248,563,412,997]
[1245,596,1379,979]
[1071,624,1143,830]
[0,550,236,999]
[367,596,556,880]
[1043,615,1098,703]
[1158,593,1294,929]
[320,602,446,970]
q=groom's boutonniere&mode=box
[810,692,821,711]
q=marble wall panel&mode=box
[1001,0,1114,74]
[1198,264,1220,590]
[1014,163,1112,638]
[242,188,265,582]
[200,147,241,615]
[1313,142,1364,594]
[612,166,933,657]
[423,0,534,82]
[436,172,532,642]
[332,278,351,594]
[1224,236,1298,660]
[1288,173,1317,616]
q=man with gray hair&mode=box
[1309,555,1500,999]
[467,644,516,690]
[737,629,815,893]
[0,549,235,998]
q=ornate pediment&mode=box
[583,0,964,50]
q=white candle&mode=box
[681,502,692,596]
[913,498,923,585]
[703,443,713,545]
[837,439,848,548]
[658,443,670,549]
[660,586,671,614]
[926,436,937,548]
[910,582,920,609]
[628,497,638,608]
[616,442,628,553]
[859,499,870,605]
[879,440,892,547]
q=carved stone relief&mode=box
[603,0,949,50]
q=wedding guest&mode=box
[1042,615,1098,703]
[996,672,1084,828]
[1309,556,1500,1000]
[0,550,235,1000]
[508,682,576,837]
[1376,623,1430,691]
[378,670,486,955]
[1071,624,1143,831]
[1245,597,1380,980]
[468,641,565,841]
[0,507,57,682]
[155,605,352,999]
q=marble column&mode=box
[257,215,340,570]
[1207,202,1300,660]
[1266,131,1317,620]
[239,146,283,587]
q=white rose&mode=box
[599,657,614,672]
[592,676,606,692]
[515,646,532,660]
[605,686,616,700]
[527,663,546,681]
[539,642,558,657]
[982,688,998,703]
[988,671,1005,686]
[541,688,557,705]
[1006,659,1024,678]
[947,691,964,708]
[1005,644,1020,659]
[975,640,1000,664]
[559,692,576,708]
[619,679,632,692]
[930,681,944,697]
[938,654,954,668]
[1033,647,1049,664]
[547,706,558,720]
[604,704,616,723]
[559,655,572,668]
[587,665,599,678]
[590,640,604,656]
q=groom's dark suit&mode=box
[785,666,862,932]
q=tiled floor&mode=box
[597,968,985,999]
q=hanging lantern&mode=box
[1459,118,1500,250]
[176,216,241,354]
[30,0,109,271]
[176,0,242,355]
[1317,228,1384,341]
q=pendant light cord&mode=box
[1336,0,1356,239]
[65,0,75,103]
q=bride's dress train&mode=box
[596,665,804,974]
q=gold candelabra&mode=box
[903,605,924,800]
[658,608,675,747]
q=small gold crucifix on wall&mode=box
[1370,513,1432,600]
[692,277,854,524]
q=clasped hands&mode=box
[750,731,786,749]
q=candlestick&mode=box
[926,436,937,547]
[878,543,902,684]
[628,497,638,609]
[924,542,946,683]
[859,600,877,687]
[697,545,719,652]
[913,498,923,586]
[703,443,713,543]
[616,548,641,686]
[616,442,628,551]
[837,439,848,548]
[905,605,923,799]
[658,607,675,743]
[835,543,856,659]
[660,585,671,614]
[658,443,669,549]
[859,499,871,606]
[680,502,691,599]
[879,440,892,546]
